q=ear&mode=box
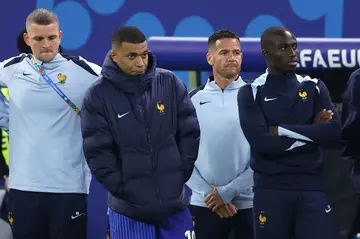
[262,49,269,60]
[23,33,30,47]
[58,30,63,42]
[206,52,213,66]
[239,52,243,65]
[262,49,268,57]
[110,50,117,62]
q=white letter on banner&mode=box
[328,49,341,68]
[342,49,356,68]
[300,49,312,68]
[313,49,327,68]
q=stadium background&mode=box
[0,0,359,238]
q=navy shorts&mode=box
[190,205,253,239]
[8,189,87,239]
[253,189,340,239]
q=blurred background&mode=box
[0,0,359,238]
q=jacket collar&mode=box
[101,50,157,93]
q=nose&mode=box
[227,54,238,63]
[135,57,145,68]
[288,47,296,56]
[42,39,51,48]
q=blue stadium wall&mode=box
[0,0,357,238]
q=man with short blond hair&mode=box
[0,8,101,239]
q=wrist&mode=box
[217,186,232,204]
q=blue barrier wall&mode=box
[148,37,360,72]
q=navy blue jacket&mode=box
[342,68,360,174]
[238,73,341,191]
[81,51,200,223]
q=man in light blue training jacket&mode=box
[187,29,254,239]
[0,8,101,239]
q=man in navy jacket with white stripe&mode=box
[237,26,342,239]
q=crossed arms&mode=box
[237,81,341,155]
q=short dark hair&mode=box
[260,26,292,50]
[111,26,146,48]
[208,29,240,49]
[26,8,59,31]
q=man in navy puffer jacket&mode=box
[81,26,200,239]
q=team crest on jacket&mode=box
[298,90,308,102]
[57,73,67,84]
[156,101,165,115]
[8,212,13,225]
[259,210,266,228]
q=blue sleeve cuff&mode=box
[278,126,285,136]
[217,186,233,204]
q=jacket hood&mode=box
[101,50,157,93]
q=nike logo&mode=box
[118,112,129,119]
[264,97,278,102]
[325,205,332,213]
[71,212,85,220]
[199,101,211,105]
[23,72,31,76]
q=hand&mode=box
[204,185,225,212]
[215,203,238,218]
[269,126,278,135]
[314,109,333,124]
[3,175,9,192]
